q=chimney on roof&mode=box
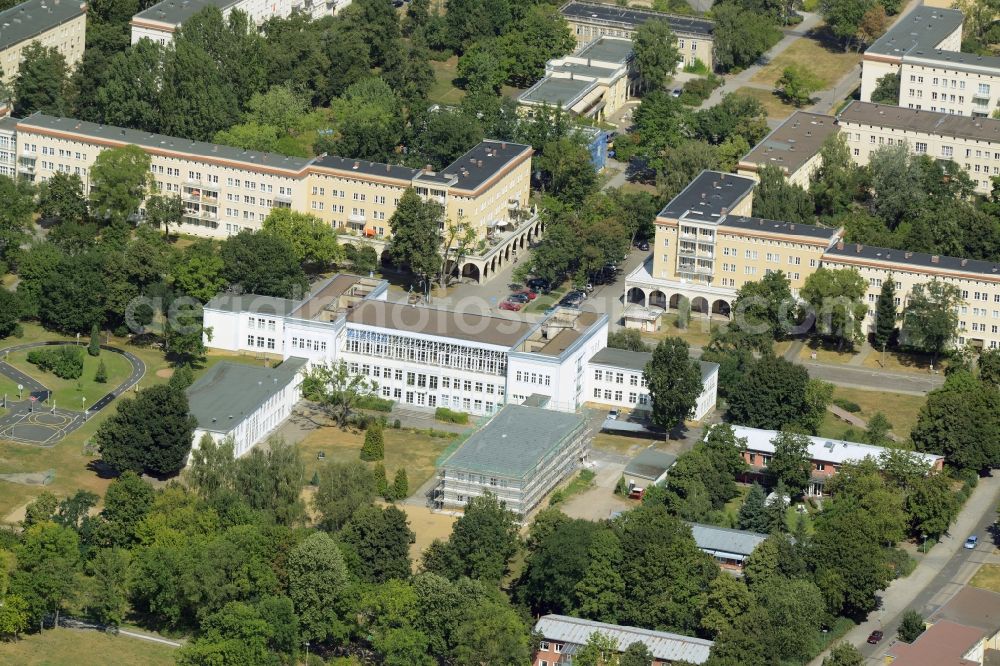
[931,255,940,263]
[424,163,432,173]
[477,160,483,167]
[386,163,390,173]
[501,142,507,149]
[962,258,968,266]
[836,240,845,250]
[721,207,728,216]
[905,251,912,259]
[352,161,359,169]
[790,224,795,230]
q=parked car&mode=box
[965,535,979,549]
[671,88,682,98]
[526,277,550,292]
[867,631,884,645]
[608,408,619,420]
[499,300,522,311]
[508,292,530,304]
[513,288,537,300]
[638,241,649,251]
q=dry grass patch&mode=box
[971,563,1000,593]
[751,33,861,88]
[591,433,660,457]
[862,348,939,374]
[398,503,458,566]
[0,628,177,665]
[824,386,925,440]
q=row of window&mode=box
[514,370,551,386]
[593,388,649,405]
[593,369,646,387]
[248,317,276,331]
[290,337,328,352]
[246,335,276,350]
[352,363,507,396]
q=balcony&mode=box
[275,191,293,202]
[677,262,714,276]
[349,212,366,223]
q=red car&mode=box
[499,300,522,311]
[513,288,538,300]
[867,630,884,645]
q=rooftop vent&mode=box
[931,255,940,263]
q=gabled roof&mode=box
[729,425,944,466]
[534,614,713,664]
[886,620,983,666]
[687,522,767,559]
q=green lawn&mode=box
[0,628,177,665]
[5,346,133,409]
[732,87,796,121]
[645,313,722,348]
[429,57,466,106]
[817,386,926,441]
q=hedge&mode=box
[435,407,469,424]
[27,345,85,379]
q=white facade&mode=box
[130,0,351,45]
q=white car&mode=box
[608,409,619,420]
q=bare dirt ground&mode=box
[398,503,457,567]
[559,459,634,521]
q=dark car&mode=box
[508,293,530,304]
[867,630,884,645]
[638,241,649,251]
[526,277,550,292]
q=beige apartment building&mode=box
[824,242,1000,351]
[861,8,1000,118]
[625,171,842,318]
[0,0,86,86]
[736,111,839,190]
[838,101,1000,195]
[559,1,714,71]
[14,112,535,283]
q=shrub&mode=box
[898,610,925,642]
[392,468,408,500]
[360,422,385,461]
[678,75,721,105]
[887,547,916,578]
[435,407,469,424]
[682,58,710,75]
[310,471,320,486]
[615,474,628,496]
[13,324,23,338]
[27,345,84,379]
[88,323,100,357]
[95,358,108,383]
[833,398,861,412]
[393,419,401,429]
[356,394,393,412]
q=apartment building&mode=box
[434,405,588,517]
[736,111,839,189]
[730,425,944,496]
[12,113,535,280]
[0,0,86,86]
[203,274,611,418]
[0,115,16,178]
[518,36,633,121]
[624,170,843,320]
[838,100,1000,195]
[533,615,713,666]
[860,8,1000,118]
[587,347,719,422]
[824,241,1000,351]
[560,1,715,71]
[130,0,350,45]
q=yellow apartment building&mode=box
[0,0,87,86]
[559,1,715,71]
[625,170,842,319]
[736,111,839,190]
[13,113,536,283]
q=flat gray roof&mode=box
[440,405,585,479]
[18,113,315,173]
[520,76,596,107]
[659,170,756,221]
[346,300,535,348]
[439,140,533,192]
[205,294,300,317]
[552,60,621,79]
[624,448,677,481]
[133,0,232,27]
[739,111,838,175]
[313,154,420,182]
[0,115,19,132]
[535,615,713,664]
[187,357,307,432]
[0,0,86,52]
[590,348,718,381]
[576,36,634,65]
[840,100,1000,144]
[722,215,839,241]
[560,1,714,37]
[825,241,1000,278]
[865,7,1000,69]
[687,522,767,558]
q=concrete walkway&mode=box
[808,472,1000,664]
[697,12,824,110]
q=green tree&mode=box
[313,460,378,531]
[38,252,106,333]
[720,271,795,352]
[144,194,184,238]
[93,38,165,133]
[902,279,963,363]
[712,4,782,71]
[95,384,197,477]
[411,109,484,171]
[392,468,409,500]
[536,137,598,206]
[872,273,897,350]
[864,411,893,446]
[159,39,239,141]
[821,0,876,45]
[800,267,868,350]
[980,347,1000,386]
[37,172,87,225]
[632,19,681,93]
[22,492,58,530]
[171,240,226,302]
[778,63,823,106]
[898,609,925,643]
[867,142,924,228]
[607,329,649,352]
[575,631,622,666]
[768,431,813,496]
[388,188,443,283]
[341,505,414,583]
[700,574,755,637]
[643,337,703,429]
[163,300,210,367]
[0,290,18,339]
[220,229,308,298]
[728,354,812,430]
[737,482,770,532]
[87,547,130,626]
[912,374,1000,471]
[812,134,863,219]
[88,145,152,227]
[13,42,69,116]
[518,518,600,616]
[620,641,655,666]
[11,522,79,630]
[870,71,900,104]
[823,643,864,666]
[231,437,306,526]
[0,594,29,638]
[261,208,343,270]
[345,243,379,275]
[752,164,815,224]
[361,422,385,461]
[0,175,36,267]
[301,360,383,428]
[88,323,100,357]
[573,528,625,624]
[423,493,519,584]
[906,473,959,540]
[286,531,350,644]
[93,471,154,548]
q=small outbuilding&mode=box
[687,523,768,573]
[624,448,677,489]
